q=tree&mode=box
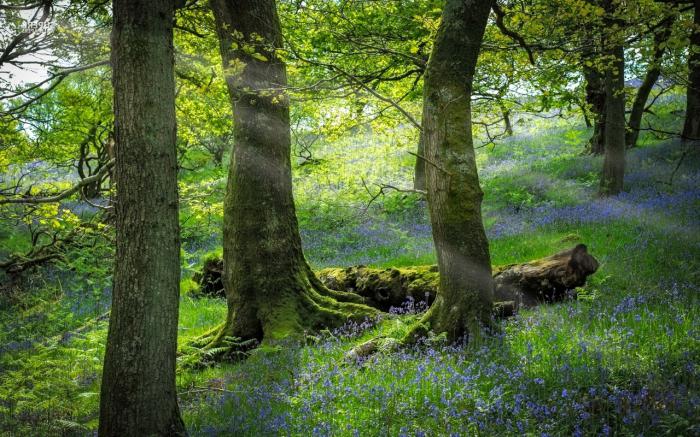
[682,0,700,144]
[98,0,186,435]
[627,11,677,148]
[407,0,495,343]
[583,35,607,155]
[599,0,626,196]
[200,0,375,351]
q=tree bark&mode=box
[584,60,606,155]
[599,0,626,196]
[413,133,426,191]
[207,0,374,347]
[408,0,495,343]
[626,14,675,148]
[683,0,700,145]
[582,19,607,155]
[99,0,186,435]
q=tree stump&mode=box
[193,244,599,312]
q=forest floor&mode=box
[0,101,699,436]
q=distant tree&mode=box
[682,0,700,144]
[201,0,374,351]
[98,0,186,435]
[627,11,677,148]
[406,0,495,343]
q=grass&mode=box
[0,99,699,435]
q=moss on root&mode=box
[183,266,378,367]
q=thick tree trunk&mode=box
[582,21,606,155]
[626,14,675,148]
[196,245,599,312]
[600,0,626,196]
[413,133,426,191]
[98,1,186,436]
[208,0,374,347]
[683,0,700,144]
[409,0,495,343]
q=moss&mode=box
[180,278,200,296]
[316,265,439,311]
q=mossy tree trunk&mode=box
[208,0,375,347]
[99,0,186,435]
[599,0,626,196]
[626,13,675,148]
[409,0,495,343]
[683,0,700,145]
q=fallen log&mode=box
[193,244,598,312]
[493,244,599,307]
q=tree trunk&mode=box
[207,0,374,347]
[499,103,513,137]
[195,245,599,312]
[626,14,675,148]
[582,21,606,155]
[98,1,186,436]
[413,133,426,191]
[584,65,606,155]
[578,99,592,128]
[599,0,626,196]
[408,0,495,343]
[683,0,700,145]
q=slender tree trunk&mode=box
[683,0,700,144]
[599,0,626,196]
[499,102,513,137]
[626,14,675,148]
[578,99,592,128]
[207,0,374,347]
[406,0,494,343]
[99,1,186,435]
[413,133,426,191]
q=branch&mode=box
[284,38,422,131]
[360,177,425,211]
[0,60,109,116]
[407,151,451,175]
[492,3,536,65]
[0,159,114,205]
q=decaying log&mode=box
[318,265,439,311]
[193,244,598,312]
[493,244,599,307]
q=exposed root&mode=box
[346,299,512,361]
[345,336,400,362]
[180,334,258,369]
[183,267,378,367]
